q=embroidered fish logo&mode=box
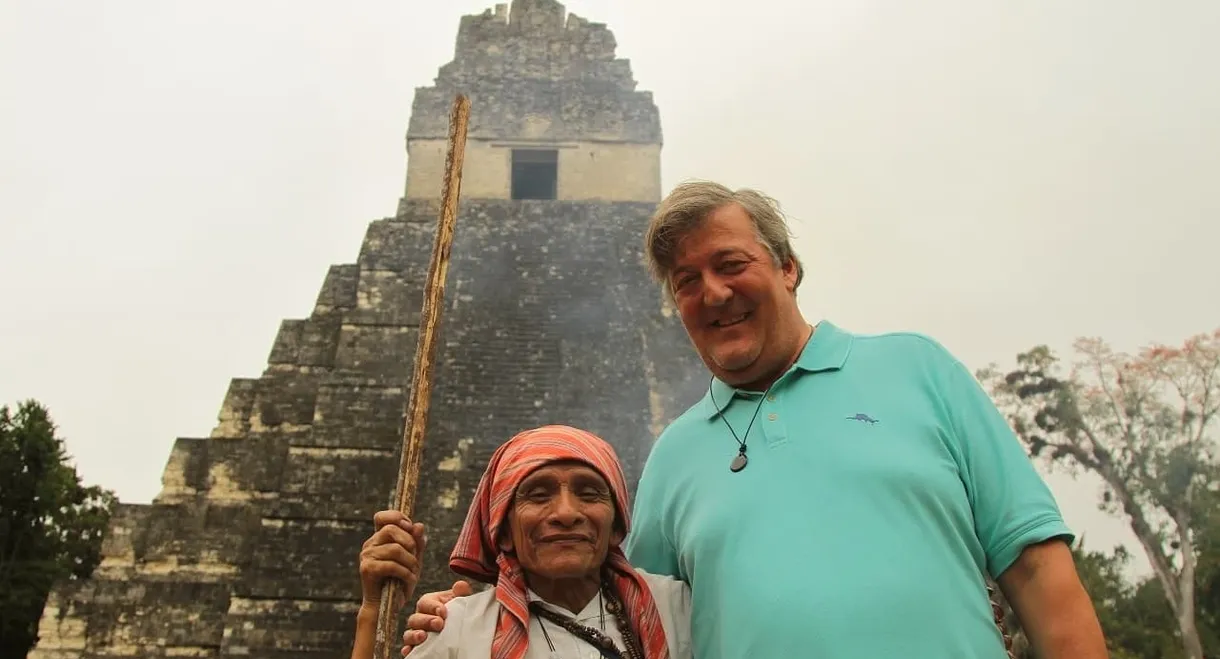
[847,413,879,425]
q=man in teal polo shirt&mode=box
[400,181,1108,658]
[626,320,1080,657]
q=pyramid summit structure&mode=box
[30,2,704,657]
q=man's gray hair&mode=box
[644,180,804,292]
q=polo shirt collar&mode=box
[700,319,853,418]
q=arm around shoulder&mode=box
[623,444,683,579]
[401,599,466,659]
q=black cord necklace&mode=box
[709,328,815,473]
[709,379,772,473]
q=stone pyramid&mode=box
[29,2,704,657]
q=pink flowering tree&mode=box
[979,329,1220,659]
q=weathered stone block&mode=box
[410,84,660,143]
[95,504,153,574]
[200,435,292,499]
[313,263,360,314]
[333,325,419,379]
[299,382,404,449]
[262,498,382,523]
[267,318,341,368]
[276,446,398,516]
[356,218,435,273]
[210,379,258,439]
[348,269,424,327]
[237,519,367,600]
[129,499,259,572]
[30,582,93,658]
[220,598,361,659]
[267,320,305,365]
[250,372,322,432]
[156,439,210,503]
[76,580,230,655]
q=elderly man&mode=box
[350,425,692,659]
[404,181,1108,658]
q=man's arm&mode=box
[351,511,425,659]
[350,607,382,659]
[622,441,682,578]
[401,581,476,655]
[928,339,1107,657]
[998,539,1108,658]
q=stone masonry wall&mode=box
[30,199,705,659]
[407,0,661,144]
[402,0,663,204]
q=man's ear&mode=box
[497,525,514,553]
[781,256,799,292]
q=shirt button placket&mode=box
[762,393,788,447]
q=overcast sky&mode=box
[2,0,1217,578]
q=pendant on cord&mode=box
[730,448,748,473]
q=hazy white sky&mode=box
[2,0,1217,578]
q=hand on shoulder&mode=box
[401,580,477,655]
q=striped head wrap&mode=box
[449,424,670,659]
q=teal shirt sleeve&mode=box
[932,341,1075,578]
[624,448,683,580]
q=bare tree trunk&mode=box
[1106,470,1204,658]
[1174,504,1204,659]
[1104,468,1181,611]
[1178,613,1205,659]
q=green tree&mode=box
[980,329,1220,659]
[1078,542,1182,659]
[1185,489,1220,654]
[0,400,116,658]
[997,538,1213,659]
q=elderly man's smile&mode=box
[539,533,593,546]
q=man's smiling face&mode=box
[668,202,801,389]
[499,460,618,582]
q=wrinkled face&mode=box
[499,461,620,582]
[668,203,802,389]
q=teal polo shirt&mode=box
[625,320,1073,659]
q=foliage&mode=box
[980,329,1220,659]
[996,536,1218,659]
[0,400,117,659]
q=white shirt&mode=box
[408,569,692,659]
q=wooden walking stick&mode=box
[373,93,471,659]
